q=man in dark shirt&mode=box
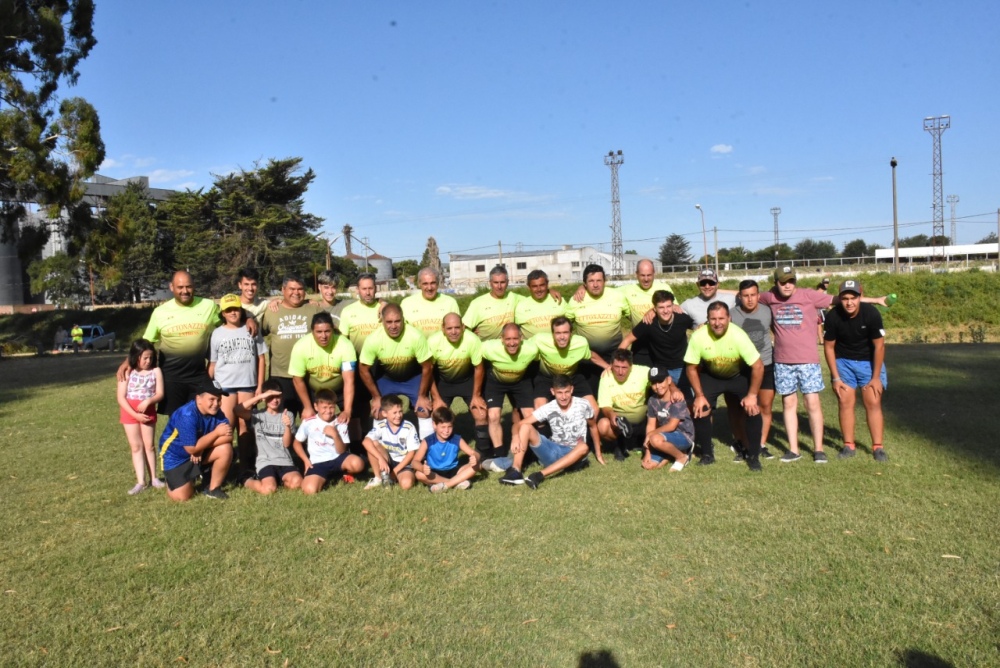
[618,290,693,377]
[823,280,889,462]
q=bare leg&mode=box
[204,441,233,490]
[124,424,146,486]
[803,392,824,452]
[782,393,800,454]
[837,387,857,445]
[487,407,504,449]
[759,388,775,447]
[862,388,884,446]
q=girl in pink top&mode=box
[117,339,165,495]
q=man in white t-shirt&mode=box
[482,375,595,489]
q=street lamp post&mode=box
[695,204,707,269]
[891,158,899,273]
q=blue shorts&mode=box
[836,359,888,390]
[531,434,585,467]
[258,464,299,483]
[648,430,694,463]
[774,363,824,396]
[305,453,349,480]
[376,375,429,416]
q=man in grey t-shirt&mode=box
[729,279,776,460]
[680,269,737,327]
[482,375,597,489]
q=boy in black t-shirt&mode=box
[823,280,889,462]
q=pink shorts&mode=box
[120,398,157,426]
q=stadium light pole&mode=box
[695,204,707,269]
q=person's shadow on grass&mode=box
[578,649,621,668]
[897,648,955,668]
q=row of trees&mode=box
[657,232,995,269]
[29,158,331,305]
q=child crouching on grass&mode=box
[414,406,480,493]
[642,367,695,472]
[361,394,421,490]
[234,379,302,494]
[117,339,165,495]
[292,389,365,495]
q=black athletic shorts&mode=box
[484,375,534,412]
[164,460,201,491]
[304,453,350,480]
[258,464,299,482]
[160,373,209,417]
[761,364,775,392]
[436,374,475,408]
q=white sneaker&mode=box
[455,480,471,490]
[364,477,382,490]
[429,483,447,494]
[480,458,505,473]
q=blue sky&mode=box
[76,1,1000,263]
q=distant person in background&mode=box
[117,339,165,495]
[54,326,69,351]
[71,323,83,352]
[823,280,890,462]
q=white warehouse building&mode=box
[448,245,661,289]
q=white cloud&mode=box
[811,176,835,182]
[435,184,521,200]
[99,157,122,170]
[174,181,200,190]
[710,144,733,155]
[133,157,156,168]
[148,168,195,184]
[748,165,767,175]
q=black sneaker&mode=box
[696,455,716,466]
[500,467,525,485]
[615,416,632,439]
[873,448,888,463]
[732,452,745,464]
[780,451,802,463]
[813,451,828,464]
[746,456,762,472]
[201,487,229,500]
[837,447,857,460]
[525,472,545,489]
[613,447,628,461]
[760,447,775,460]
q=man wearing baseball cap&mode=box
[823,280,889,462]
[680,269,737,327]
[158,379,234,501]
[759,266,888,464]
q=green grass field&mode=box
[1,346,998,667]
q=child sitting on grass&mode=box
[292,389,365,495]
[414,406,480,493]
[234,379,303,494]
[361,394,421,490]
[158,380,233,501]
[642,367,695,472]
[117,339,165,495]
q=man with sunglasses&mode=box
[680,269,737,328]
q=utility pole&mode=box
[695,204,707,269]
[923,115,951,259]
[891,158,899,273]
[604,150,624,278]
[362,236,371,272]
[947,194,959,245]
[770,207,781,266]
[713,226,719,276]
[498,240,503,266]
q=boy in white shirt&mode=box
[292,389,365,495]
[361,394,421,490]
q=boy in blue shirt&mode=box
[158,380,233,501]
[414,407,480,493]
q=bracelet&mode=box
[831,377,841,383]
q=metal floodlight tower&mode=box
[604,150,625,277]
[947,194,959,245]
[770,207,781,264]
[923,115,950,257]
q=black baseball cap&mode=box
[195,379,229,397]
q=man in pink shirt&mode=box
[760,266,886,464]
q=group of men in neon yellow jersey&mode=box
[136,258,891,499]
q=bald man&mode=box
[427,313,490,454]
[123,271,221,416]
